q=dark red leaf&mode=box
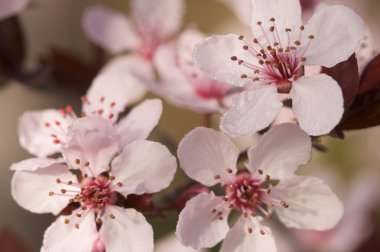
[358,53,380,95]
[322,54,360,110]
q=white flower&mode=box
[194,0,365,136]
[11,117,177,252]
[176,123,343,251]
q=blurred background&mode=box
[1,0,380,251]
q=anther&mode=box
[265,175,271,181]
[49,192,54,196]
[226,168,233,173]
[243,45,249,50]
[64,219,69,224]
[109,214,115,219]
[110,102,116,108]
[116,182,123,187]
[258,169,263,175]
[294,41,301,46]
[56,178,61,184]
[308,35,315,39]
[281,201,289,208]
[257,21,262,26]
[231,56,238,61]
[76,214,82,217]
[75,224,80,229]
[270,17,275,22]
[96,218,103,224]
[300,25,305,31]
[75,159,80,165]
[44,122,50,128]
[248,227,253,234]
[214,175,221,180]
[285,28,292,32]
[241,74,247,79]
[260,229,266,235]
[238,35,244,40]
[61,189,66,194]
[269,26,275,32]
[53,139,61,144]
[84,162,90,167]
[109,176,115,181]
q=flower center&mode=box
[231,18,315,92]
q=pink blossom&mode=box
[176,124,343,251]
[0,0,28,20]
[194,0,365,136]
[18,73,162,157]
[81,0,185,89]
[147,29,235,114]
[11,116,177,252]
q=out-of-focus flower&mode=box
[0,0,28,20]
[11,116,177,252]
[176,124,343,251]
[195,0,365,136]
[148,29,235,114]
[82,0,185,89]
[18,73,162,157]
[156,234,207,252]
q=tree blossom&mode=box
[82,0,184,89]
[148,29,235,114]
[156,234,207,252]
[11,116,177,252]
[0,0,28,20]
[176,124,343,251]
[195,0,365,136]
[18,73,162,157]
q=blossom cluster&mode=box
[5,0,377,251]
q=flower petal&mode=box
[290,74,344,136]
[11,162,75,215]
[116,99,162,146]
[82,5,141,54]
[220,216,277,252]
[250,0,301,41]
[156,234,207,252]
[304,5,365,67]
[111,140,176,195]
[62,117,121,175]
[177,127,239,186]
[84,72,144,123]
[10,157,64,171]
[0,0,28,20]
[41,212,98,252]
[220,87,282,137]
[194,34,255,87]
[176,192,230,249]
[100,206,154,252]
[272,176,344,231]
[246,123,311,179]
[18,109,70,157]
[131,0,184,41]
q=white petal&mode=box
[131,0,184,41]
[177,127,239,186]
[194,34,255,87]
[62,117,121,175]
[116,99,162,146]
[220,216,277,252]
[272,176,344,231]
[176,192,230,249]
[304,5,365,67]
[11,162,75,215]
[291,74,344,136]
[84,73,144,123]
[250,0,301,41]
[156,234,207,252]
[18,109,70,157]
[100,206,153,252]
[41,212,98,252]
[82,5,140,54]
[0,0,28,20]
[111,140,176,195]
[10,157,64,171]
[247,123,311,179]
[220,87,282,137]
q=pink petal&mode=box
[131,0,184,41]
[178,127,239,186]
[82,5,141,54]
[116,99,162,146]
[220,86,282,137]
[304,5,365,67]
[194,34,255,87]
[11,162,74,215]
[18,109,70,157]
[220,216,277,252]
[0,0,28,20]
[41,212,98,252]
[10,157,64,171]
[156,234,207,252]
[99,206,153,252]
[111,140,176,195]
[247,123,311,179]
[290,74,344,136]
[62,117,121,176]
[272,176,344,231]
[176,192,230,249]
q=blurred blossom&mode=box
[357,29,378,74]
[82,0,185,89]
[155,234,207,252]
[11,116,177,251]
[195,0,365,137]
[176,124,343,252]
[0,0,28,20]
[147,28,236,114]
